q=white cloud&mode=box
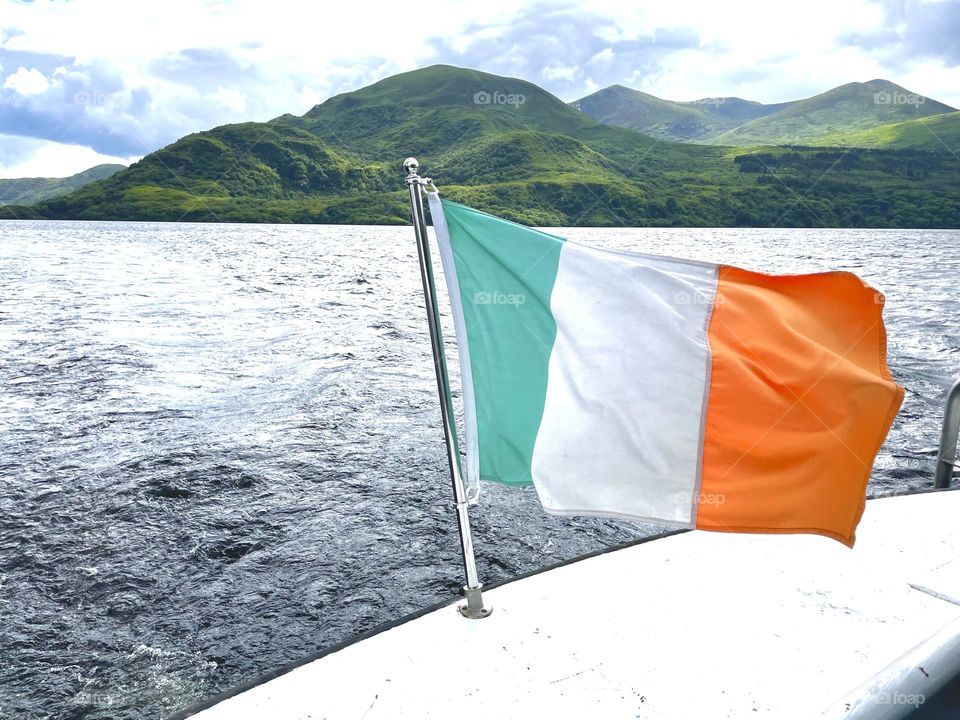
[211,86,247,113]
[297,85,323,113]
[588,48,615,66]
[894,59,960,108]
[3,67,50,96]
[0,134,138,179]
[542,65,580,82]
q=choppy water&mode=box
[0,222,958,720]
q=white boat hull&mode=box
[178,490,960,719]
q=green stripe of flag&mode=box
[439,199,565,485]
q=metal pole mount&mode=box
[404,157,491,619]
[934,378,960,489]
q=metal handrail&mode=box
[934,378,960,489]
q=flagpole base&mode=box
[458,585,492,619]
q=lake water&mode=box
[1,222,958,719]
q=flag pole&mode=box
[404,157,491,619]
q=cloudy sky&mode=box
[0,0,957,177]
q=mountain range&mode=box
[0,164,125,207]
[570,87,790,142]
[572,79,958,148]
[1,65,957,227]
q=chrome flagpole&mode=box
[404,157,491,619]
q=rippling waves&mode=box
[0,222,957,719]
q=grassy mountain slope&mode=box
[693,97,793,124]
[0,164,124,206]
[814,112,960,151]
[278,65,599,158]
[3,66,959,227]
[710,80,956,146]
[571,85,788,141]
[8,124,394,223]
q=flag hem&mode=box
[692,263,721,524]
[541,505,696,529]
[427,190,480,491]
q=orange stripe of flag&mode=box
[697,265,904,546]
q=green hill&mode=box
[0,164,124,206]
[710,80,955,146]
[280,65,599,157]
[571,85,788,141]
[19,124,395,223]
[814,112,960,151]
[2,66,958,227]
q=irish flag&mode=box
[426,192,904,547]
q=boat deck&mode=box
[182,490,960,719]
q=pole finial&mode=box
[403,157,420,178]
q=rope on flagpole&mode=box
[404,157,491,619]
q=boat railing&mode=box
[934,378,960,489]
